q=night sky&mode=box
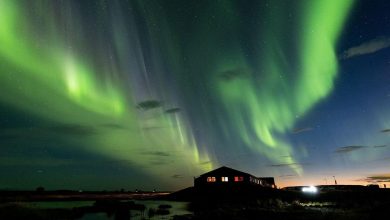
[0,0,389,191]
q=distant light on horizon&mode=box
[302,186,318,194]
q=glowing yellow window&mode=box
[207,177,216,182]
[234,176,244,182]
[221,177,229,182]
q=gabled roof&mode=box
[199,166,253,177]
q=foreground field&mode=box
[1,188,389,219]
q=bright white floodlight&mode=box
[302,186,318,193]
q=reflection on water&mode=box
[81,213,109,220]
[26,200,191,220]
[29,201,95,209]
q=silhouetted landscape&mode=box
[1,186,390,220]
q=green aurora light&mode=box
[0,0,359,189]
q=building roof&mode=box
[198,166,254,178]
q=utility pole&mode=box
[333,176,337,185]
[323,178,327,185]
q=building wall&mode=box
[193,167,276,189]
[194,174,252,187]
[195,174,272,188]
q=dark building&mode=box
[194,166,276,189]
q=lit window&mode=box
[234,176,244,182]
[221,177,229,182]
[207,177,216,182]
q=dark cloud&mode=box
[381,129,390,133]
[165,108,181,114]
[142,126,167,130]
[292,127,313,134]
[171,174,183,179]
[218,68,248,81]
[141,151,171,157]
[334,145,367,153]
[341,37,390,59]
[360,174,390,183]
[137,100,161,110]
[269,162,309,167]
[373,145,388,148]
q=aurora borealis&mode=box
[1,0,389,190]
